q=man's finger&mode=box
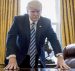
[63,64,70,69]
[60,65,63,69]
[4,64,11,70]
[9,64,14,70]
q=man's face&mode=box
[27,8,41,22]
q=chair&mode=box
[63,44,75,68]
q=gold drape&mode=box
[61,0,75,47]
[0,0,19,64]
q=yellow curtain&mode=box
[61,0,75,47]
[0,0,19,64]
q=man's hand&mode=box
[56,55,70,70]
[4,57,19,70]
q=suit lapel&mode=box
[23,15,30,44]
[36,17,42,44]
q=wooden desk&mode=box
[0,68,75,71]
[0,64,56,68]
[38,63,56,68]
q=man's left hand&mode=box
[56,55,70,70]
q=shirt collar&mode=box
[29,18,39,25]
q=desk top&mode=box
[0,68,75,71]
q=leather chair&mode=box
[63,44,75,68]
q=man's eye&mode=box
[31,11,35,13]
[31,11,40,13]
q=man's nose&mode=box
[33,12,39,15]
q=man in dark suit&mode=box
[4,0,70,69]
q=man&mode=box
[5,0,70,69]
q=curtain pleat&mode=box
[61,0,75,47]
[0,0,19,64]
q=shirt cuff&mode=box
[6,54,16,59]
[56,53,63,57]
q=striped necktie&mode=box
[29,23,37,68]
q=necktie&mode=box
[29,23,37,68]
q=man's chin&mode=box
[32,19,39,22]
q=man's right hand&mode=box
[4,57,19,70]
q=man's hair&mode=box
[27,0,42,11]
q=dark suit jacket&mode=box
[5,14,62,67]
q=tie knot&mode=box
[31,22,35,27]
[32,22,35,25]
